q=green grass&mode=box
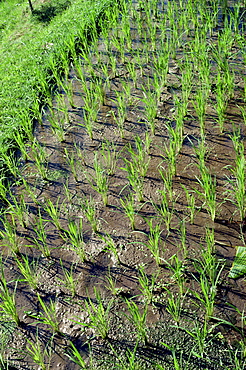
[0,0,115,157]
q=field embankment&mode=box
[0,0,115,158]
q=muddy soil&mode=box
[1,0,246,369]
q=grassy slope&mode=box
[0,0,114,154]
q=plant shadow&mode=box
[32,0,71,24]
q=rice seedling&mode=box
[30,139,49,181]
[62,79,75,108]
[190,262,224,320]
[151,74,164,106]
[121,159,145,203]
[193,143,217,221]
[126,61,138,88]
[28,293,61,335]
[73,287,113,340]
[109,53,117,78]
[21,178,40,206]
[165,254,186,297]
[225,142,246,222]
[35,68,52,105]
[74,142,86,168]
[99,59,111,90]
[49,106,67,143]
[7,192,29,229]
[178,218,187,258]
[215,75,228,133]
[63,147,79,182]
[48,53,63,89]
[142,88,158,135]
[100,140,119,176]
[205,227,215,255]
[82,89,100,140]
[152,189,174,234]
[61,218,86,262]
[13,129,29,162]
[108,342,140,370]
[192,238,223,289]
[56,92,70,126]
[79,196,99,233]
[166,120,184,157]
[63,180,74,204]
[15,255,40,291]
[111,91,127,138]
[0,176,8,204]
[0,214,21,256]
[161,138,179,180]
[192,88,207,138]
[198,59,211,95]
[120,193,137,230]
[212,303,246,356]
[181,185,197,224]
[26,331,53,370]
[31,97,44,127]
[239,105,246,126]
[104,268,122,296]
[143,130,152,156]
[159,342,190,370]
[214,28,234,72]
[65,341,88,369]
[58,260,78,297]
[229,124,242,155]
[224,66,235,100]
[18,109,34,142]
[137,264,159,304]
[32,210,51,258]
[43,197,63,231]
[98,233,121,265]
[145,219,163,266]
[121,13,131,49]
[178,319,216,358]
[124,298,148,345]
[0,259,21,326]
[111,34,124,63]
[152,51,169,86]
[158,165,174,201]
[165,290,185,324]
[86,153,109,206]
[0,148,20,179]
[173,95,186,130]
[126,135,150,178]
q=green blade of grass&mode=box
[229,246,246,279]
